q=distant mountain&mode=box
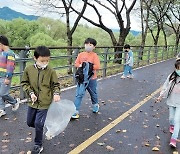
[0,7,38,21]
[112,29,141,36]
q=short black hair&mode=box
[124,44,130,49]
[175,59,180,69]
[84,38,97,46]
[34,46,50,59]
[0,35,9,46]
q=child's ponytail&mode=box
[167,59,180,97]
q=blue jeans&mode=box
[27,106,48,146]
[74,79,98,112]
[169,106,180,139]
[123,65,133,76]
[0,77,17,110]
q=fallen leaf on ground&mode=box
[152,147,159,151]
[108,118,112,121]
[156,124,160,127]
[2,139,10,143]
[143,125,148,128]
[156,135,160,140]
[145,143,150,147]
[25,137,32,143]
[106,145,114,151]
[69,144,75,148]
[27,151,31,154]
[173,151,178,154]
[134,146,138,148]
[116,130,121,133]
[84,128,90,131]
[97,142,105,146]
[122,130,127,133]
[3,132,9,136]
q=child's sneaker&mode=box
[169,138,176,148]
[121,75,126,79]
[31,145,43,154]
[169,125,174,134]
[12,98,20,111]
[93,104,99,113]
[71,112,80,119]
[127,75,133,79]
[0,110,6,117]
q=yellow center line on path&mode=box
[68,88,161,154]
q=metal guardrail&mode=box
[10,45,179,99]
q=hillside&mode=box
[0,7,140,36]
[0,7,38,20]
[112,29,141,36]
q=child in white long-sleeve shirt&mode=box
[121,44,134,79]
[156,59,180,148]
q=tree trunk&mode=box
[66,9,73,74]
[67,36,73,74]
[140,0,149,60]
[114,44,124,64]
[175,34,180,55]
[113,36,126,64]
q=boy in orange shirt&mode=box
[72,38,100,119]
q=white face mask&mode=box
[36,62,48,69]
[85,45,94,52]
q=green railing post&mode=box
[72,48,80,85]
[137,48,141,67]
[19,47,29,99]
[103,48,109,78]
[147,47,151,65]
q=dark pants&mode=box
[27,106,48,146]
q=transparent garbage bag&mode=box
[44,99,76,140]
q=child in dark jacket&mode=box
[21,46,61,154]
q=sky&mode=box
[0,0,141,31]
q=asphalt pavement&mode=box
[0,58,179,154]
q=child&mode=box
[0,35,19,117]
[121,44,134,79]
[21,46,61,154]
[156,59,180,148]
[71,38,100,119]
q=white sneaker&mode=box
[121,75,126,79]
[0,110,6,117]
[12,98,20,111]
[127,75,133,79]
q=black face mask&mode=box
[124,50,128,52]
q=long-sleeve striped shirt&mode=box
[0,49,15,79]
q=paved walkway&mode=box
[0,59,179,154]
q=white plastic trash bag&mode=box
[44,99,76,140]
